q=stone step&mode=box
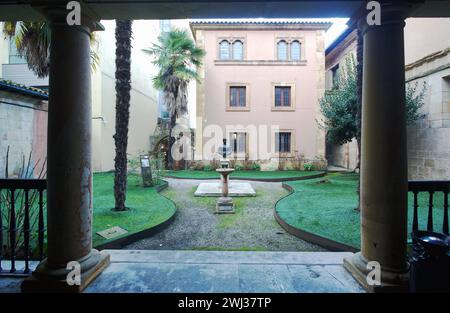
[103,250,353,265]
[85,250,363,293]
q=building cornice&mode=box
[405,47,450,71]
[190,22,332,34]
[214,59,308,66]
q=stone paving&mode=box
[0,250,364,293]
[124,178,324,251]
[0,177,364,293]
[84,250,364,293]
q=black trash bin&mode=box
[409,231,450,292]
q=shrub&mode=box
[190,161,204,171]
[210,159,220,170]
[234,164,244,171]
[243,160,252,170]
[203,164,213,171]
[251,163,261,171]
[303,163,314,171]
[127,152,143,174]
[150,154,164,185]
[263,161,278,171]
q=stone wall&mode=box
[406,51,450,180]
[326,139,358,170]
[324,19,450,178]
[0,90,47,178]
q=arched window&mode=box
[219,40,230,60]
[232,40,243,60]
[277,40,288,60]
[291,41,301,60]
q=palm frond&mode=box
[2,21,100,78]
[2,21,17,37]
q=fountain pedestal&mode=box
[216,168,235,214]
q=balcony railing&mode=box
[408,180,449,236]
[0,179,46,275]
[0,178,447,275]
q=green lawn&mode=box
[275,172,446,249]
[162,170,324,180]
[92,173,176,247]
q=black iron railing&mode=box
[408,180,450,236]
[0,179,47,275]
[0,178,447,275]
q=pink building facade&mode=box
[190,21,330,170]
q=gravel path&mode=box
[124,178,325,252]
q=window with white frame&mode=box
[9,38,26,64]
[160,20,171,33]
[219,40,230,60]
[275,132,292,153]
[230,132,247,154]
[331,64,340,89]
[274,86,291,107]
[229,86,246,107]
[291,41,301,60]
[219,39,244,60]
[277,39,303,61]
[232,40,243,60]
[277,40,288,60]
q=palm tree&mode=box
[2,21,99,78]
[112,20,133,212]
[146,29,205,170]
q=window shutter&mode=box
[230,87,236,106]
[238,133,246,153]
[275,133,280,152]
[275,87,282,106]
[283,88,290,106]
[239,87,246,106]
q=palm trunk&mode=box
[167,113,176,170]
[113,20,133,211]
[355,29,363,212]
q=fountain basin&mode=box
[194,182,256,197]
[216,168,235,175]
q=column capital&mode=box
[354,2,412,35]
[33,1,104,33]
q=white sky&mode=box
[321,18,350,48]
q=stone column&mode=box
[344,3,410,292]
[222,173,229,196]
[22,6,109,292]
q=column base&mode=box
[216,197,234,214]
[343,252,409,293]
[21,249,110,293]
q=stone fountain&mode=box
[215,139,235,213]
[194,138,256,213]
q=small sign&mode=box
[97,226,128,239]
[140,155,153,187]
[140,156,150,168]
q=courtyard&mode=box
[124,177,323,252]
[0,0,449,296]
[3,168,445,293]
[90,171,446,253]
